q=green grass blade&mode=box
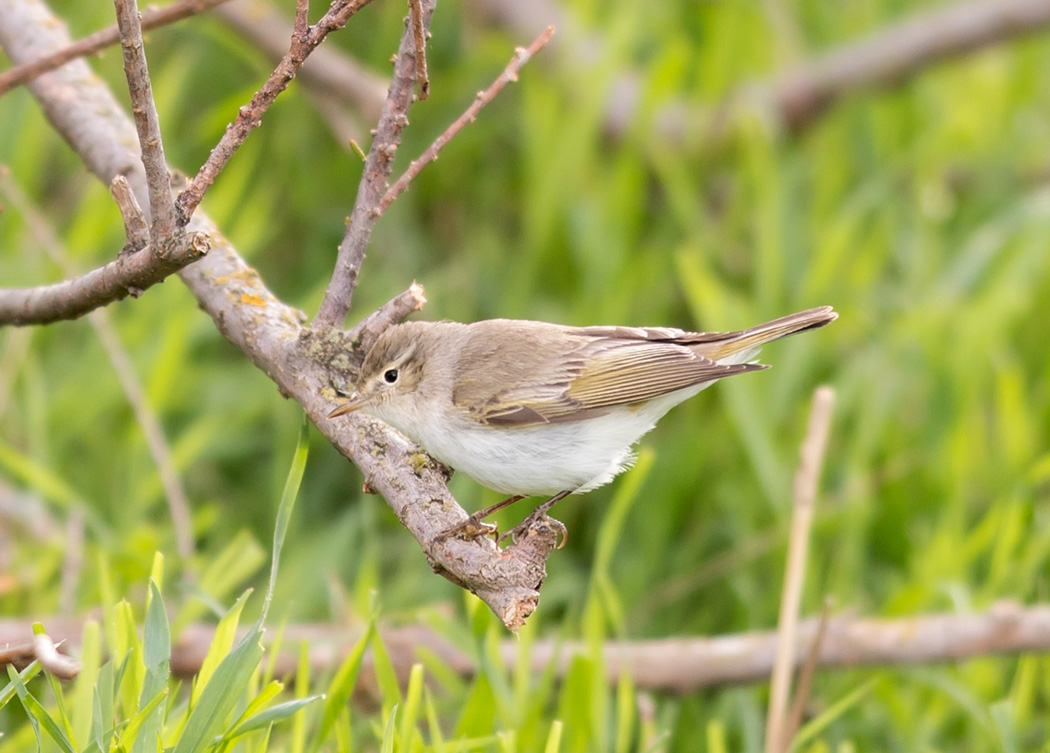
[312,622,375,751]
[225,696,324,740]
[370,630,402,716]
[171,629,265,753]
[543,720,563,753]
[6,664,76,753]
[114,687,169,751]
[380,703,398,753]
[0,659,41,709]
[424,687,446,752]
[397,664,424,753]
[72,620,101,746]
[789,678,879,752]
[133,581,171,753]
[261,415,309,625]
[114,601,144,720]
[190,589,251,707]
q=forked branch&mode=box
[0,0,561,629]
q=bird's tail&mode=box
[702,306,837,363]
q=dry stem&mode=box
[766,386,835,753]
[115,0,178,248]
[408,0,430,99]
[313,0,435,328]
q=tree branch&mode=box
[4,601,1050,693]
[0,0,232,97]
[314,1,434,328]
[0,232,210,326]
[0,0,557,630]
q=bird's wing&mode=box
[452,322,764,427]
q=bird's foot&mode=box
[498,510,568,549]
[435,514,499,543]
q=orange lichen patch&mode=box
[241,293,267,307]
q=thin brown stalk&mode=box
[346,282,428,352]
[766,386,835,753]
[115,0,178,249]
[314,0,436,328]
[784,597,834,745]
[175,0,378,226]
[378,25,555,216]
[0,0,232,97]
[110,174,150,255]
[294,0,310,37]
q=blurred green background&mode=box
[3,0,1050,749]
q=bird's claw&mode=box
[435,515,498,543]
[498,511,568,549]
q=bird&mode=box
[328,306,836,544]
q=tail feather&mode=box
[703,306,837,362]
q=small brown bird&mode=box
[329,306,836,541]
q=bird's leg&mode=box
[435,495,526,541]
[499,490,571,547]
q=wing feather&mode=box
[451,321,764,427]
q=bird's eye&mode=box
[383,368,399,384]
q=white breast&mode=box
[372,383,713,496]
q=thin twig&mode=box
[0,0,233,97]
[294,0,310,37]
[114,0,178,251]
[175,0,378,225]
[766,386,835,753]
[378,25,555,216]
[785,597,834,745]
[314,0,436,328]
[110,175,150,254]
[346,281,427,352]
[408,0,429,99]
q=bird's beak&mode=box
[327,394,370,418]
